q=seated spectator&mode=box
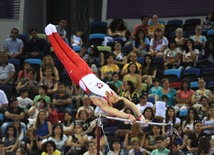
[16,67,38,100]
[128,137,150,155]
[17,89,34,110]
[175,28,186,52]
[168,141,185,155]
[182,107,200,136]
[163,107,181,135]
[151,136,169,155]
[144,125,163,151]
[137,92,153,114]
[76,95,94,119]
[121,81,139,104]
[174,78,194,113]
[130,29,149,57]
[124,123,145,151]
[33,110,52,140]
[181,38,199,69]
[163,39,182,71]
[116,108,133,130]
[55,18,69,46]
[42,140,61,155]
[131,15,149,40]
[173,126,188,152]
[34,85,51,104]
[122,63,141,95]
[197,96,209,120]
[89,45,104,69]
[197,136,212,155]
[17,61,31,82]
[3,28,23,59]
[187,121,207,154]
[53,82,72,113]
[141,54,157,87]
[148,15,165,38]
[210,135,214,153]
[155,78,177,107]
[0,89,9,114]
[13,119,24,142]
[40,66,58,99]
[149,78,162,96]
[1,98,26,137]
[191,78,213,108]
[149,27,168,57]
[16,148,25,155]
[25,127,42,155]
[107,138,127,155]
[201,12,214,30]
[201,105,214,136]
[109,72,123,95]
[84,140,103,155]
[0,53,15,86]
[113,41,127,68]
[121,53,142,76]
[2,125,19,154]
[67,123,88,154]
[40,55,59,81]
[0,141,6,155]
[153,95,168,122]
[71,29,84,47]
[77,44,89,64]
[48,123,67,154]
[63,112,73,132]
[142,107,161,134]
[101,54,119,82]
[25,28,47,59]
[190,25,207,51]
[27,98,47,128]
[47,103,59,125]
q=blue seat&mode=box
[8,59,20,67]
[183,68,201,77]
[167,20,183,27]
[72,46,81,52]
[170,31,186,38]
[149,20,165,26]
[207,30,214,35]
[190,82,207,88]
[89,34,106,46]
[0,114,3,122]
[89,34,106,40]
[179,110,188,117]
[147,96,155,104]
[208,81,214,87]
[137,57,144,64]
[24,58,42,66]
[185,18,201,25]
[90,21,107,34]
[164,69,181,81]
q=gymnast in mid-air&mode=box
[45,24,147,124]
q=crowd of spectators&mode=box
[0,13,214,155]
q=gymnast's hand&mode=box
[138,115,148,126]
[127,114,136,124]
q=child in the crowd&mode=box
[151,136,170,155]
[128,137,150,155]
[168,141,185,155]
[17,89,34,111]
[16,148,26,155]
[71,29,84,47]
[34,85,51,104]
[13,119,24,142]
[108,71,123,95]
[153,95,168,122]
[149,78,162,96]
[47,103,59,125]
[17,61,31,82]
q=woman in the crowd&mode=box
[107,138,127,155]
[182,107,200,136]
[201,105,214,136]
[122,63,141,95]
[17,61,31,82]
[163,38,182,71]
[121,81,139,104]
[187,121,207,154]
[113,41,127,69]
[40,66,58,99]
[197,136,212,155]
[63,112,73,132]
[48,123,67,154]
[25,127,42,155]
[191,78,213,108]
[155,78,177,107]
[149,27,168,57]
[40,55,59,81]
[42,140,61,155]
[13,119,24,142]
[141,54,157,88]
[174,78,194,113]
[175,28,186,51]
[201,12,214,30]
[109,71,123,95]
[173,125,188,152]
[33,110,52,140]
[197,96,209,120]
[67,123,88,155]
[89,45,104,69]
[131,29,149,57]
[124,123,145,151]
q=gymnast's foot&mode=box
[45,24,53,36]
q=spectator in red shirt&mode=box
[47,103,59,125]
[131,15,149,40]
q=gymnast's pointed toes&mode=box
[45,24,53,36]
[51,25,57,33]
